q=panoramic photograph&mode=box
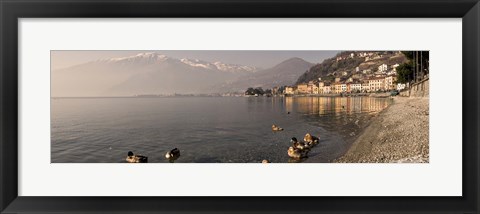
[51,50,429,163]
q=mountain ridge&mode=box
[51,53,311,97]
[211,57,314,93]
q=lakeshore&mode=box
[335,96,429,163]
[283,92,393,98]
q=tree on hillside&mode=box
[397,51,429,84]
[295,54,363,84]
[401,51,414,59]
[396,62,413,83]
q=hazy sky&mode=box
[51,50,339,70]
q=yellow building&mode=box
[313,85,319,94]
[307,81,319,94]
[362,82,370,92]
[334,83,343,93]
[368,77,385,92]
[297,84,308,94]
[284,86,295,95]
[384,75,397,90]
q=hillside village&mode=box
[246,51,412,96]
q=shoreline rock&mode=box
[334,97,429,163]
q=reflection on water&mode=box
[51,96,392,163]
[283,96,392,162]
[286,96,390,116]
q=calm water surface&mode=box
[51,96,392,163]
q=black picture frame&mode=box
[1,0,479,213]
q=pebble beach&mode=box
[335,97,429,163]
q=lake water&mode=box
[51,96,392,163]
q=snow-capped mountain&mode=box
[52,52,258,97]
[97,52,258,73]
[180,58,258,73]
[101,52,170,64]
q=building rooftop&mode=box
[368,76,386,80]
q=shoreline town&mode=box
[241,51,430,163]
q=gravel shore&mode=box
[335,97,429,163]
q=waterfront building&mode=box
[368,77,385,92]
[306,81,319,94]
[351,82,362,92]
[334,83,343,94]
[321,84,332,94]
[341,84,347,93]
[384,75,397,90]
[284,86,295,95]
[362,81,370,92]
[297,84,308,94]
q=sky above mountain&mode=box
[51,50,339,71]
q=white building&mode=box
[284,86,295,95]
[361,82,370,92]
[378,64,388,73]
[320,84,331,94]
[351,83,362,92]
[397,83,406,91]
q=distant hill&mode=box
[51,52,258,97]
[213,57,314,93]
[296,51,408,84]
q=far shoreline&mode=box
[51,92,394,99]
